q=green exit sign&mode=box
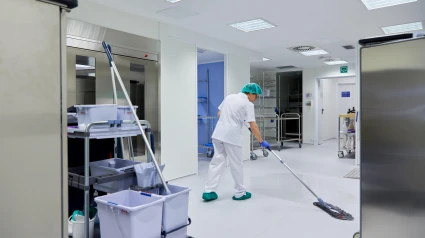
[340,66,348,73]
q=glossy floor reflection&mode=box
[171,140,360,238]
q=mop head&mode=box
[313,202,354,221]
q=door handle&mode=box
[322,109,324,114]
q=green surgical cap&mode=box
[241,83,263,95]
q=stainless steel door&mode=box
[67,48,132,106]
[67,47,160,161]
[360,37,425,237]
[0,1,65,237]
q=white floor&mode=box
[171,140,359,238]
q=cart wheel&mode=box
[299,143,302,148]
[263,150,269,157]
[353,232,360,238]
[277,146,281,151]
[338,151,344,158]
[207,150,214,158]
[250,152,258,160]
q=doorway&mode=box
[277,71,303,147]
[316,76,356,145]
[319,78,336,142]
[197,48,225,166]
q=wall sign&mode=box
[340,66,348,73]
[341,91,350,97]
[305,92,312,98]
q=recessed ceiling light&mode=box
[324,60,348,65]
[263,58,270,61]
[76,64,94,70]
[361,0,417,10]
[299,50,329,56]
[382,22,423,34]
[230,19,276,32]
[166,0,182,3]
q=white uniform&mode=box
[205,93,256,197]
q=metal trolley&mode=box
[198,116,218,158]
[250,114,279,160]
[279,113,302,149]
[68,120,159,237]
[338,113,356,158]
[250,113,302,160]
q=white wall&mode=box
[160,36,198,180]
[226,54,251,161]
[303,64,356,145]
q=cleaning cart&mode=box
[68,42,193,238]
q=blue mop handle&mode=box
[317,198,329,209]
[107,44,113,67]
[102,41,114,64]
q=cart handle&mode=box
[161,218,192,237]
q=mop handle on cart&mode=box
[102,42,171,194]
[107,44,118,104]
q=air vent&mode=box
[342,45,355,50]
[276,65,296,69]
[291,46,316,52]
[197,48,207,53]
[287,45,329,56]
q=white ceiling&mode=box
[197,49,225,64]
[87,0,425,70]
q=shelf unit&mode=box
[250,72,280,152]
[198,68,214,157]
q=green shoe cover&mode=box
[202,192,218,201]
[232,192,252,201]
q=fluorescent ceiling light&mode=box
[382,22,423,34]
[325,60,348,65]
[230,19,276,32]
[263,58,270,61]
[361,0,417,10]
[299,50,329,56]
[166,0,182,3]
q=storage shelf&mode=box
[68,124,147,139]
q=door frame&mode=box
[314,75,356,146]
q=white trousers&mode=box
[204,139,246,197]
